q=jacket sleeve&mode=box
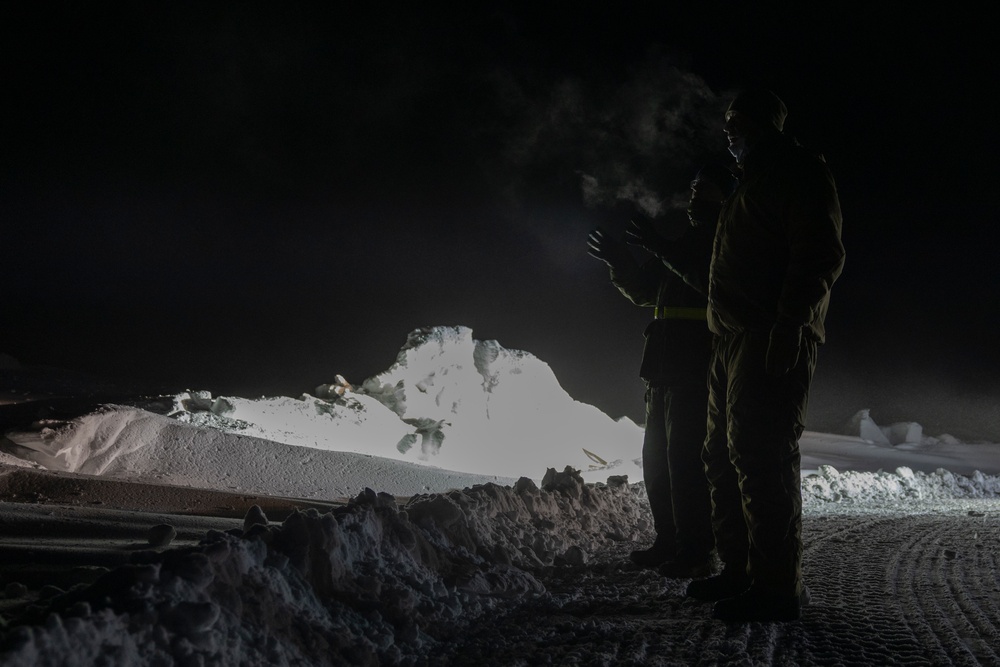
[610,257,663,307]
[777,159,846,329]
[655,223,716,297]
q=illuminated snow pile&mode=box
[168,324,643,484]
[353,326,642,478]
[3,326,644,497]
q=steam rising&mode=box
[494,56,728,218]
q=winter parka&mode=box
[707,135,845,343]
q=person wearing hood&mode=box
[684,88,846,622]
[587,163,735,577]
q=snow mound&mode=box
[3,326,644,491]
[1,405,522,498]
[803,464,1000,507]
[0,468,653,666]
[356,325,643,478]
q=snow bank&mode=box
[5,459,999,664]
[0,469,653,666]
[803,464,1000,507]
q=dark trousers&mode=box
[642,383,714,563]
[703,330,817,596]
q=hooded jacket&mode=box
[707,135,845,343]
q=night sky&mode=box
[4,4,998,439]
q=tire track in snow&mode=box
[798,514,931,665]
[435,502,1000,666]
[793,508,1000,666]
[887,511,1000,665]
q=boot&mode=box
[685,566,751,601]
[659,559,713,579]
[629,536,675,568]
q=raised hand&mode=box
[624,218,669,257]
[587,227,632,270]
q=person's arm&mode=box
[767,159,846,375]
[610,257,663,306]
[626,219,715,297]
[777,160,846,330]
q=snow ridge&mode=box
[803,464,1000,507]
[0,468,653,666]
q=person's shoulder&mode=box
[782,140,834,178]
[782,138,820,163]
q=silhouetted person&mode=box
[685,88,845,623]
[588,164,734,576]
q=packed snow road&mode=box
[432,500,1000,666]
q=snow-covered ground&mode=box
[1,325,998,665]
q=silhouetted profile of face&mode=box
[724,110,760,163]
[724,89,787,162]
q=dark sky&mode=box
[4,3,999,439]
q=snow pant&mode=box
[642,382,714,563]
[702,329,817,597]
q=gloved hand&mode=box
[624,218,669,257]
[587,227,632,270]
[765,323,802,376]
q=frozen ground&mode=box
[1,326,998,665]
[432,500,1000,666]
